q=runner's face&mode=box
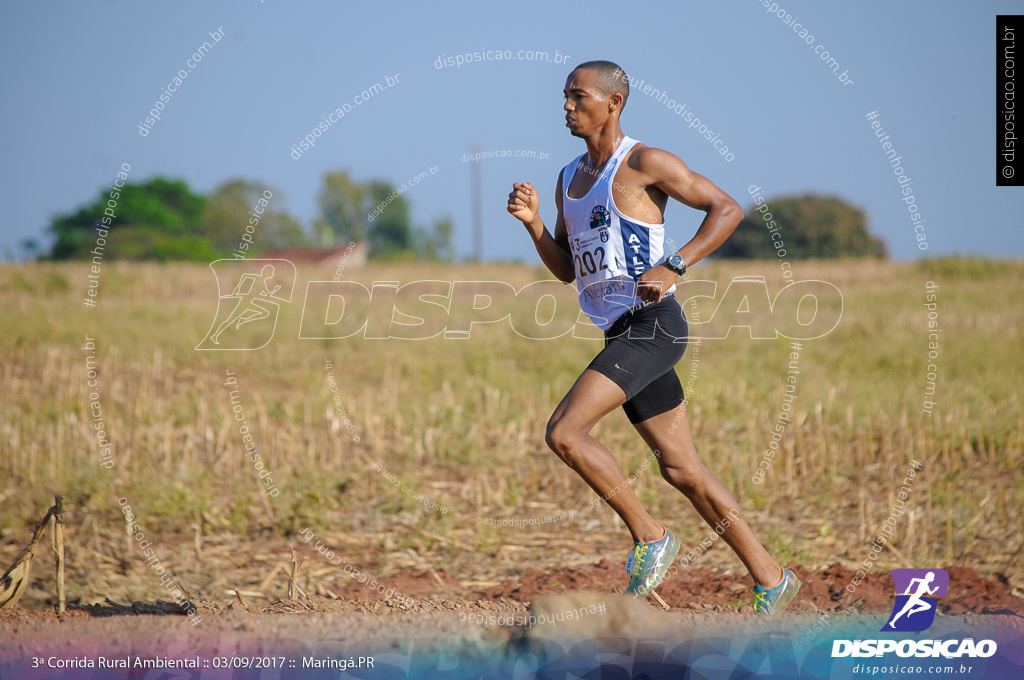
[563,70,608,138]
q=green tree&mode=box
[416,215,454,262]
[48,178,211,261]
[716,194,887,260]
[315,171,453,261]
[315,171,369,246]
[365,179,414,259]
[201,179,307,256]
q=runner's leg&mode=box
[546,369,665,544]
[632,401,783,588]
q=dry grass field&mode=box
[1,257,1022,616]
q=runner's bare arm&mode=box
[507,176,575,283]
[641,147,742,265]
[633,148,743,302]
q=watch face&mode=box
[668,255,685,272]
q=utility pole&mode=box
[470,143,483,262]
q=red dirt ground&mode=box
[3,562,1021,623]
[330,562,1024,616]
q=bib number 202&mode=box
[574,246,607,278]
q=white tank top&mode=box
[562,135,674,330]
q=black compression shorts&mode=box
[586,294,689,424]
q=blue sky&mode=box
[1,0,1021,261]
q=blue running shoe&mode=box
[625,527,680,596]
[751,567,801,614]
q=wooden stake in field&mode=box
[649,589,670,611]
[0,496,63,610]
[51,496,66,615]
[288,545,301,601]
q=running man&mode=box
[506,61,800,613]
[210,264,281,345]
[888,572,939,627]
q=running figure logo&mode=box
[881,568,949,632]
[196,259,296,350]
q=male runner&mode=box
[506,60,800,613]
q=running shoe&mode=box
[625,527,680,596]
[751,567,801,615]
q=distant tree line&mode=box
[45,172,453,262]
[45,180,882,263]
[716,194,887,260]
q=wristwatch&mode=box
[665,253,687,275]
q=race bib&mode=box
[570,227,624,285]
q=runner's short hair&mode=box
[573,60,629,109]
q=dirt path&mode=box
[4,548,1023,678]
[3,561,1021,644]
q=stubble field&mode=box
[1,257,1022,637]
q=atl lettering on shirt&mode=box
[562,135,673,330]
